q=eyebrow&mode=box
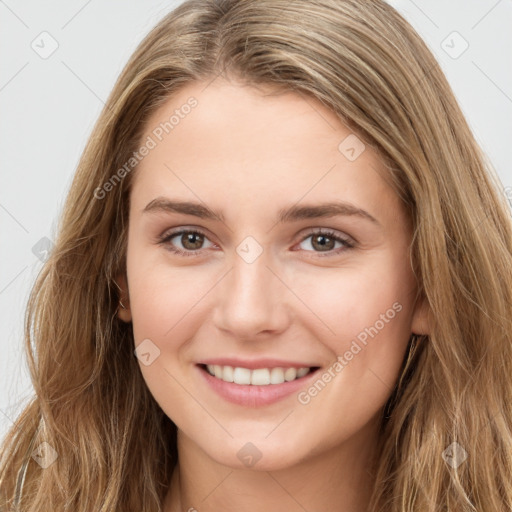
[142,197,381,226]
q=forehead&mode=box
[137,77,364,164]
[130,78,405,227]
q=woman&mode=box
[1,0,511,510]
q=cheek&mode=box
[291,258,414,411]
[126,256,217,423]
[290,268,413,437]
[128,260,216,346]
[128,244,414,372]
[289,259,412,356]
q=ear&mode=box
[411,293,430,335]
[115,272,132,323]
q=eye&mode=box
[158,229,215,257]
[157,228,355,258]
[297,229,355,256]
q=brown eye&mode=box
[158,229,214,257]
[298,229,354,256]
[180,232,204,250]
[311,233,336,251]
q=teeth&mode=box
[251,368,270,385]
[205,365,312,385]
[297,367,310,378]
[222,365,234,382]
[233,367,251,385]
[270,367,285,384]
[284,368,297,381]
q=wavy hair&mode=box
[1,0,511,510]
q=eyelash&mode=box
[157,228,355,258]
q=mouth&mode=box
[199,363,320,385]
[196,363,322,407]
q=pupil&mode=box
[184,233,202,249]
[313,235,333,251]
[180,233,335,251]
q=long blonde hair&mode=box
[1,0,511,510]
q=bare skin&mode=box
[116,76,429,512]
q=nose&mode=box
[212,249,290,340]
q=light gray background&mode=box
[1,0,511,441]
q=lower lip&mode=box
[196,365,320,407]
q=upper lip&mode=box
[197,358,320,370]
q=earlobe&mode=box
[411,294,430,335]
[115,273,132,323]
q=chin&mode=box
[198,435,313,472]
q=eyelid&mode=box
[295,228,355,257]
[157,226,356,257]
[157,227,216,257]
[156,225,215,244]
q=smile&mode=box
[197,363,321,407]
[205,364,313,385]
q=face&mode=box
[117,77,428,471]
